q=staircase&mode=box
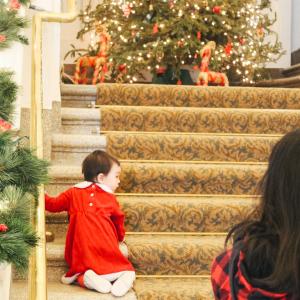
[11,84,300,299]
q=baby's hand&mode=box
[119,241,128,258]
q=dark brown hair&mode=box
[82,150,120,182]
[226,129,300,297]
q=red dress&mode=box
[45,181,134,277]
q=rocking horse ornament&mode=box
[74,24,111,85]
[196,41,229,86]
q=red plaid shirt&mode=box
[211,249,290,300]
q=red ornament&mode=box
[9,0,20,10]
[177,40,184,47]
[177,80,182,85]
[239,37,246,45]
[168,0,174,9]
[212,6,221,14]
[224,42,233,56]
[0,224,8,232]
[118,64,127,72]
[0,118,12,132]
[153,23,159,34]
[0,34,6,43]
[156,66,167,74]
[197,31,201,40]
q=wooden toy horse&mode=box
[196,41,229,86]
[74,24,110,85]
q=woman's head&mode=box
[260,128,300,232]
[227,129,300,295]
[82,150,121,192]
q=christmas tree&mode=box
[77,0,283,84]
[0,0,49,272]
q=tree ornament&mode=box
[212,6,221,14]
[257,27,264,39]
[239,37,246,45]
[118,64,127,72]
[0,35,6,43]
[9,0,20,10]
[156,66,166,74]
[177,40,184,47]
[224,42,233,56]
[149,4,153,11]
[153,23,158,34]
[122,3,131,18]
[168,0,174,9]
[0,224,8,232]
[0,118,12,131]
[197,31,201,40]
[200,0,208,7]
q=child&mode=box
[45,150,135,297]
[211,129,300,299]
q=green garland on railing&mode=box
[0,0,30,50]
[0,0,49,272]
[0,70,17,122]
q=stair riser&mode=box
[61,123,100,135]
[101,107,300,134]
[47,164,266,195]
[97,84,300,108]
[106,134,278,162]
[46,198,258,238]
[51,147,105,162]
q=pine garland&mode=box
[0,0,49,273]
[0,186,38,271]
[0,0,30,50]
[0,132,49,199]
[0,70,17,122]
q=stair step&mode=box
[134,277,213,300]
[255,75,300,88]
[61,84,97,108]
[105,131,279,162]
[10,280,136,300]
[51,133,106,162]
[282,63,300,77]
[100,105,300,134]
[97,83,300,108]
[46,234,225,278]
[61,107,100,134]
[46,194,258,237]
[47,161,266,195]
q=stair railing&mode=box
[29,1,77,299]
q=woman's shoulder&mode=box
[211,248,232,278]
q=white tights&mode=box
[83,269,136,297]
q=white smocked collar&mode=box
[74,181,113,194]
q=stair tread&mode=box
[10,280,136,300]
[96,83,300,108]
